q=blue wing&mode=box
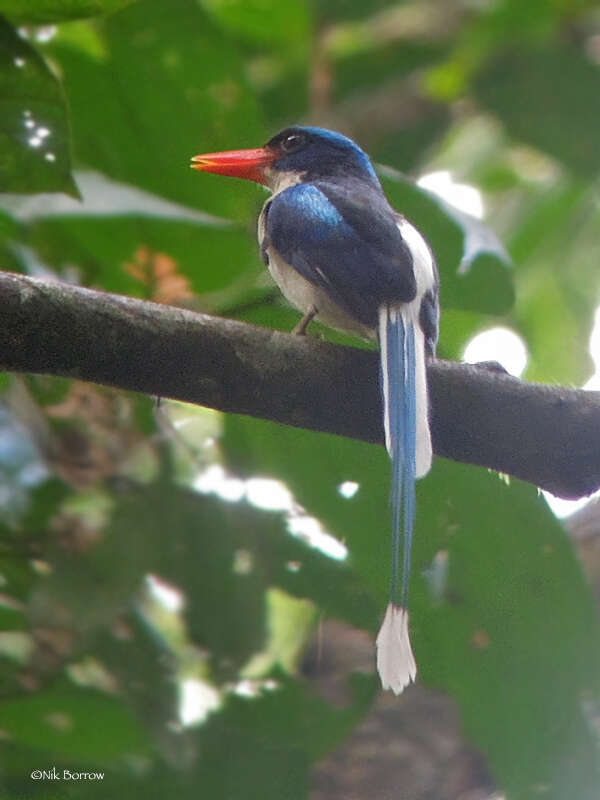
[263,181,417,327]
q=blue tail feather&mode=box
[380,307,417,610]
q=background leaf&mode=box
[475,44,600,175]
[0,18,76,194]
[0,0,137,24]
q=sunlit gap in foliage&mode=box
[464,327,528,377]
[193,464,348,561]
[544,305,600,518]
[179,678,221,726]
[418,170,484,219]
[338,480,359,499]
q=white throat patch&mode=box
[263,167,304,196]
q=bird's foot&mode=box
[292,305,318,336]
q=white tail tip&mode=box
[376,604,417,694]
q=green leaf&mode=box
[224,414,600,799]
[375,105,452,175]
[314,0,393,24]
[417,463,600,799]
[147,485,269,671]
[205,671,375,756]
[0,18,76,195]
[0,606,27,631]
[1,169,234,225]
[170,673,375,800]
[505,175,597,384]
[0,678,150,761]
[94,611,192,763]
[198,0,309,45]
[145,715,309,800]
[47,0,266,219]
[0,0,137,24]
[28,486,155,635]
[475,43,600,175]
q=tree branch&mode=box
[0,270,598,500]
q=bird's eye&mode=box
[281,133,306,153]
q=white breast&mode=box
[265,243,374,339]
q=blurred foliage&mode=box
[1,1,600,798]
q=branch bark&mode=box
[0,270,598,500]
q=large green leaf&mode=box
[0,678,150,761]
[0,18,76,195]
[475,43,600,175]
[94,610,193,765]
[0,0,136,23]
[209,672,374,760]
[47,0,267,219]
[223,415,600,798]
[130,673,374,800]
[198,0,309,45]
[314,0,393,24]
[418,462,600,799]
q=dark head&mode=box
[191,125,380,189]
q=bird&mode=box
[191,126,439,694]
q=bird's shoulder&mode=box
[266,178,414,271]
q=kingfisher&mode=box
[191,126,439,694]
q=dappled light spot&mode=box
[246,477,292,511]
[0,632,33,663]
[44,711,73,732]
[30,560,51,575]
[464,326,528,377]
[179,678,220,727]
[232,678,279,699]
[287,515,348,561]
[67,657,118,694]
[194,464,245,502]
[338,480,359,499]
[146,575,184,613]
